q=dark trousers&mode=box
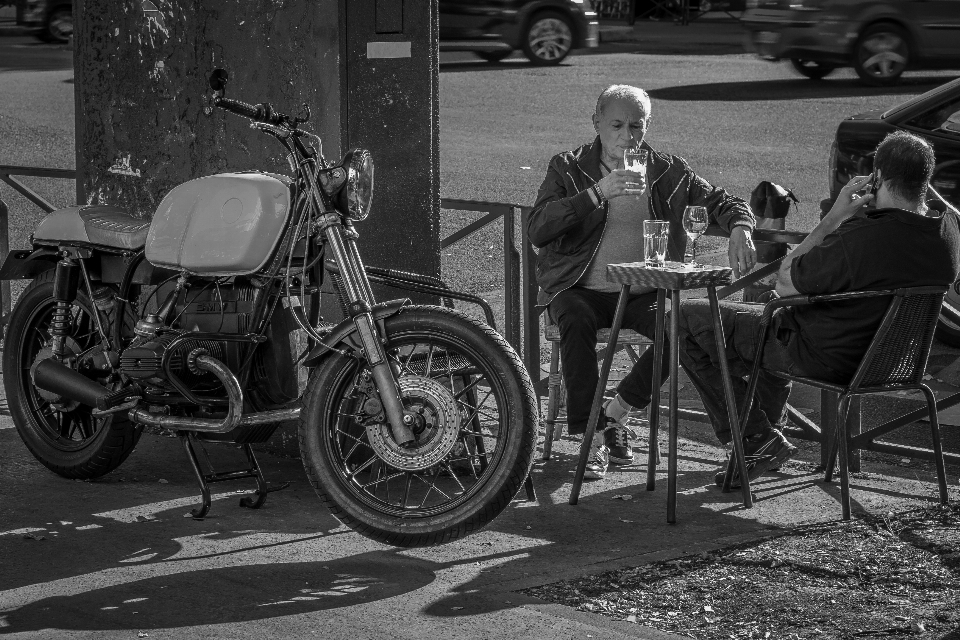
[676,299,798,444]
[549,287,670,435]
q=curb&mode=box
[0,25,30,36]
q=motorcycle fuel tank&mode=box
[146,172,292,276]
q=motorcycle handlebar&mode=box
[214,97,285,125]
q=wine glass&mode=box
[682,206,708,266]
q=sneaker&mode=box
[603,420,635,465]
[714,429,797,489]
[584,431,609,480]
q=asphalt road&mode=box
[1,35,958,640]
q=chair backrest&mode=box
[854,286,948,389]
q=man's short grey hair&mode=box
[595,85,652,120]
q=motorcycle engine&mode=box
[119,279,303,403]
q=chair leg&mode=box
[722,321,769,494]
[835,394,852,520]
[920,384,950,504]
[823,395,843,484]
[541,343,562,461]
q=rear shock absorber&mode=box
[50,258,80,358]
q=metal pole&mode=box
[707,286,753,508]
[570,284,630,505]
[667,289,680,523]
[647,288,666,490]
[502,206,521,351]
[0,197,9,329]
[821,390,837,472]
[520,208,541,396]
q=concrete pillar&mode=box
[74,0,439,280]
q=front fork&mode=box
[323,221,415,447]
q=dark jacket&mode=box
[528,137,755,306]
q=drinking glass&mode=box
[623,149,648,193]
[682,206,708,266]
[643,219,669,267]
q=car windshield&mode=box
[883,78,960,120]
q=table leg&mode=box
[569,284,631,505]
[707,286,754,509]
[667,289,680,524]
[647,288,667,491]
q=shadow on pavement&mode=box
[0,418,951,634]
[0,550,438,633]
[649,75,960,102]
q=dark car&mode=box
[439,0,599,65]
[16,0,72,43]
[742,0,960,86]
[830,78,960,344]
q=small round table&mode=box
[568,260,755,523]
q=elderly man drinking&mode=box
[527,84,757,480]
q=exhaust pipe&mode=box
[128,354,244,434]
[34,354,299,434]
[32,358,116,411]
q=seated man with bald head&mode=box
[527,84,757,480]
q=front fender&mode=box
[0,247,60,281]
[302,298,411,367]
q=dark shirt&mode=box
[783,207,960,382]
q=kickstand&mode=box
[177,431,290,519]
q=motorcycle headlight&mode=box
[338,148,374,221]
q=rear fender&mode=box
[0,247,60,280]
[303,298,411,368]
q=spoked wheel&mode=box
[299,306,537,547]
[2,271,141,478]
[853,23,909,86]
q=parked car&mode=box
[742,0,960,86]
[830,77,960,344]
[439,0,599,65]
[17,0,71,43]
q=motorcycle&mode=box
[0,69,538,547]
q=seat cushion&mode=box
[33,205,149,250]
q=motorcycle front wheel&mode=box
[299,305,537,547]
[3,270,141,478]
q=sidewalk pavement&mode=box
[1,359,956,638]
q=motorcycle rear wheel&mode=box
[298,306,537,547]
[2,271,141,478]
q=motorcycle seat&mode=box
[33,205,151,251]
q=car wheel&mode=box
[790,59,836,80]
[853,23,909,86]
[40,8,73,44]
[522,12,573,66]
[476,51,512,63]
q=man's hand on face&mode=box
[727,226,757,279]
[826,174,875,223]
[597,169,646,200]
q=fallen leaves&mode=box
[520,504,960,639]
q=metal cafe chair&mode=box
[539,319,658,461]
[732,285,951,520]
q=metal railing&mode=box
[0,165,77,326]
[2,167,956,469]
